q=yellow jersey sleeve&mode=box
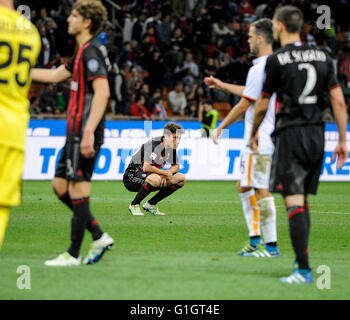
[0,6,41,150]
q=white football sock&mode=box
[239,190,260,237]
[258,197,277,244]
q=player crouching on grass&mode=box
[123,122,186,216]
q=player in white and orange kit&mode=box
[205,18,279,257]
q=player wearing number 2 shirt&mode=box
[250,5,348,284]
[0,1,40,249]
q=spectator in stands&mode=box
[127,67,144,96]
[238,0,254,16]
[132,10,147,43]
[146,50,166,93]
[158,13,173,49]
[212,19,234,47]
[55,83,70,113]
[130,94,152,119]
[38,84,56,113]
[37,8,57,30]
[119,41,137,66]
[170,27,185,52]
[153,97,168,120]
[198,100,219,138]
[45,19,57,61]
[47,52,62,69]
[111,64,129,115]
[167,81,187,115]
[140,83,152,113]
[123,13,137,42]
[29,96,40,115]
[38,26,50,67]
[187,101,198,119]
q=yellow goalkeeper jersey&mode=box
[0,6,41,150]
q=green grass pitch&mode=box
[0,181,349,300]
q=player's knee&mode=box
[255,189,271,201]
[51,178,67,197]
[146,174,162,188]
[176,174,186,186]
[237,182,251,194]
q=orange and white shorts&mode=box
[239,151,272,190]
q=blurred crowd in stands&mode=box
[26,0,350,120]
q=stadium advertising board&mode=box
[23,120,350,181]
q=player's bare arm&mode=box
[143,163,172,179]
[204,75,245,97]
[329,86,348,169]
[211,97,251,144]
[249,95,270,151]
[81,77,110,158]
[168,164,180,175]
[30,65,72,83]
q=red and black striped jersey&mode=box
[262,42,339,134]
[64,37,110,144]
[127,136,179,172]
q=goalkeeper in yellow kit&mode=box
[0,0,40,249]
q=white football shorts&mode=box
[239,151,272,189]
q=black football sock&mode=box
[131,182,155,205]
[87,210,103,241]
[287,206,310,270]
[304,199,311,240]
[148,184,183,205]
[68,197,90,258]
[58,192,73,210]
[58,193,102,240]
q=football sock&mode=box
[304,199,311,240]
[58,193,102,240]
[287,206,310,270]
[87,211,103,241]
[131,182,155,205]
[68,198,90,258]
[148,184,183,205]
[239,190,260,238]
[258,197,277,245]
[0,206,10,250]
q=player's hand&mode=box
[333,141,348,170]
[249,135,258,153]
[211,128,222,144]
[81,130,95,158]
[204,75,224,90]
[159,175,167,188]
[163,170,173,180]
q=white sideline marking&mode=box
[311,210,350,215]
[275,205,350,215]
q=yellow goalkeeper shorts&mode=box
[0,144,24,207]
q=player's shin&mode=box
[287,206,310,270]
[258,197,277,246]
[131,182,155,205]
[68,198,90,258]
[239,190,261,244]
[148,184,183,205]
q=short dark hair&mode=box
[73,0,107,36]
[251,18,273,45]
[274,5,304,33]
[164,122,184,136]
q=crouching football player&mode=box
[123,122,186,215]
